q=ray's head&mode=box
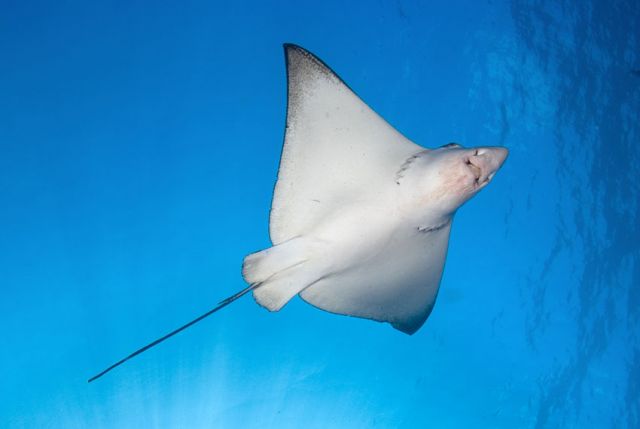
[408,143,508,216]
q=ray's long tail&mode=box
[88,238,320,383]
[87,282,261,383]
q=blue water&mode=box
[1,1,638,427]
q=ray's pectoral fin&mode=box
[242,237,326,311]
[300,223,452,335]
[269,44,424,246]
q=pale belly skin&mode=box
[297,196,452,334]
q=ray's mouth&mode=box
[466,156,482,185]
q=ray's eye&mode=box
[441,143,461,149]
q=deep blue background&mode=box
[1,0,638,427]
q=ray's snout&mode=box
[470,146,508,183]
[489,147,509,168]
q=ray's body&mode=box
[88,44,508,382]
[245,45,508,334]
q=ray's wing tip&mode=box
[283,43,315,65]
[283,43,307,60]
[392,320,423,335]
[283,43,330,65]
[281,43,344,88]
[283,42,304,51]
[283,43,304,73]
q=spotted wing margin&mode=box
[269,44,425,245]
